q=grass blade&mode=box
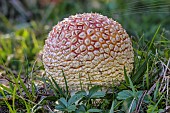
[62,70,69,97]
[147,25,161,53]
[145,63,149,89]
[109,100,115,113]
[151,94,164,113]
[127,75,137,99]
[50,75,66,98]
[124,66,130,85]
[0,89,15,113]
[132,53,150,84]
[12,84,17,113]
[19,76,32,100]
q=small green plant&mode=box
[55,86,105,113]
[117,74,150,112]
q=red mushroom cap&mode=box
[42,13,134,91]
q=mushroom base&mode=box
[44,64,133,91]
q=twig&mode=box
[134,90,147,113]
[159,59,170,92]
[147,77,160,95]
[46,105,54,113]
[166,77,169,110]
[129,98,135,113]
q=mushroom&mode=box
[42,13,134,91]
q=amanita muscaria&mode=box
[42,13,134,91]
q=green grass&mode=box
[0,0,170,113]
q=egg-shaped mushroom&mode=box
[42,13,134,91]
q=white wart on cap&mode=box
[42,13,134,91]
